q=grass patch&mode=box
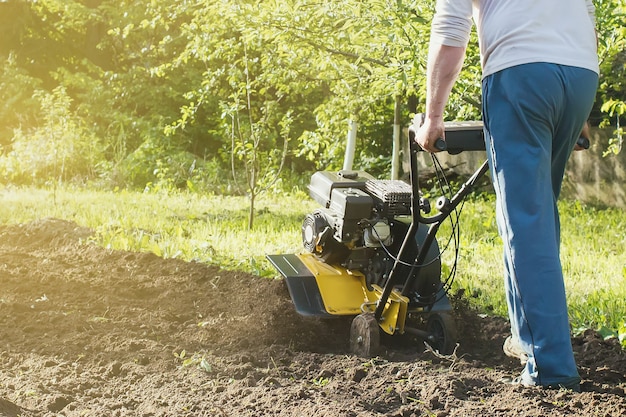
[0,186,316,276]
[1,185,624,345]
[442,195,626,345]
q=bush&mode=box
[0,86,104,185]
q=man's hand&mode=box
[414,118,446,153]
[574,121,591,151]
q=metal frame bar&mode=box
[374,138,489,321]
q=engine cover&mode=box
[302,169,442,302]
[308,170,374,209]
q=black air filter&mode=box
[365,180,412,216]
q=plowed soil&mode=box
[0,218,624,416]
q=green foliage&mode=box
[1,0,625,192]
[594,0,626,155]
[244,0,439,171]
[174,350,212,373]
[312,376,331,387]
[0,55,42,147]
[571,290,626,349]
[0,86,105,184]
[600,99,624,156]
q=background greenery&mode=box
[0,0,624,194]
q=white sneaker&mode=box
[503,335,528,366]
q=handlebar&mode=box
[434,138,447,151]
[577,136,590,149]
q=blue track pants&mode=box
[482,63,598,387]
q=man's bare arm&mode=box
[414,43,467,153]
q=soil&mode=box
[0,218,624,417]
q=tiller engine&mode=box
[268,118,488,356]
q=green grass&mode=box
[1,184,624,346]
[0,185,317,275]
[446,196,626,339]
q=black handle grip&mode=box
[434,138,447,151]
[577,136,590,150]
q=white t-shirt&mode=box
[431,0,599,78]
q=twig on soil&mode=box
[423,342,465,371]
[269,356,279,372]
[210,276,220,289]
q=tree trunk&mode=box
[248,191,255,230]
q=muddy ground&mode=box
[0,218,624,416]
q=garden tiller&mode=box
[268,116,488,356]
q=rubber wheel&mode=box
[426,312,458,355]
[350,313,380,357]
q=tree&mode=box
[166,0,325,227]
[1,86,104,184]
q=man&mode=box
[414,0,599,392]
